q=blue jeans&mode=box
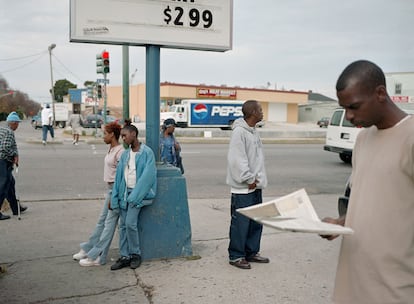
[42,125,54,141]
[228,189,263,261]
[6,174,19,215]
[80,189,119,265]
[118,203,142,257]
[0,160,13,213]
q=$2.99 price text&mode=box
[163,5,213,29]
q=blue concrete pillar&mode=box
[139,164,192,260]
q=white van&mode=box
[323,108,362,163]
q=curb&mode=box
[25,137,325,145]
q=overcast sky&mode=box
[1,0,413,104]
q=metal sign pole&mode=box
[145,45,160,159]
[103,73,107,124]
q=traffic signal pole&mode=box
[103,73,107,124]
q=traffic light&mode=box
[96,53,104,74]
[87,86,93,98]
[97,85,102,98]
[102,51,110,74]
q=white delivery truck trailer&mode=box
[160,99,244,129]
[53,103,70,128]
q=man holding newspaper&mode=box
[226,100,269,270]
[322,60,414,303]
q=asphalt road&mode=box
[11,120,351,202]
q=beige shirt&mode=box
[334,116,414,303]
[103,145,124,184]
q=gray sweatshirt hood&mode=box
[232,117,255,133]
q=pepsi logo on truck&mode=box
[161,99,245,130]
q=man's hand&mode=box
[320,216,346,241]
[248,179,258,190]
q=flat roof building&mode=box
[104,82,308,123]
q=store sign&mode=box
[197,88,237,99]
[70,0,233,52]
[391,96,410,103]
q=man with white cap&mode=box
[0,112,24,220]
[41,104,54,145]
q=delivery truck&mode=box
[53,103,70,128]
[160,99,244,129]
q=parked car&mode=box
[106,115,124,125]
[31,115,42,129]
[317,117,330,128]
[83,114,103,128]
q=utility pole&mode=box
[48,43,56,125]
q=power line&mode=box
[0,51,47,61]
[0,53,46,74]
[52,54,85,84]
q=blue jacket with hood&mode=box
[111,143,157,210]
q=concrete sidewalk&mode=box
[1,195,341,304]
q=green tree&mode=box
[53,79,77,103]
[84,80,96,87]
[0,76,41,120]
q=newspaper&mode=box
[236,189,353,235]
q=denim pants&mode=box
[80,188,119,265]
[6,174,19,215]
[42,125,54,141]
[228,189,263,261]
[119,202,142,258]
[0,160,13,212]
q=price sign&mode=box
[163,6,213,29]
[70,0,233,52]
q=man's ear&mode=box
[376,85,388,103]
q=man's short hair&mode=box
[242,100,258,118]
[336,60,386,93]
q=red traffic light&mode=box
[102,51,109,59]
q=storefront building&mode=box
[105,82,308,124]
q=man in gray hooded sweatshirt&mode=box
[226,100,269,269]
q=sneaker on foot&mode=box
[79,256,101,267]
[73,249,87,261]
[111,256,130,271]
[42,140,46,145]
[130,254,142,269]
[74,142,79,146]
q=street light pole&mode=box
[48,43,56,125]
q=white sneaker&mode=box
[74,142,79,146]
[79,256,101,267]
[42,140,46,145]
[72,140,76,145]
[73,249,87,261]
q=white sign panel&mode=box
[70,0,233,52]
